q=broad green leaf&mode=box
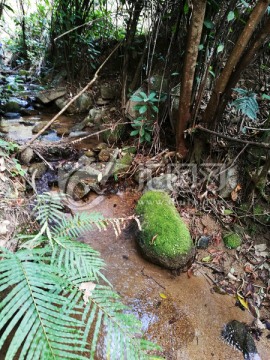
[262,93,270,100]
[130,130,139,136]
[204,20,214,29]
[131,95,143,102]
[227,11,235,22]
[139,105,148,114]
[217,44,224,53]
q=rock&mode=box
[28,162,48,178]
[112,152,134,176]
[148,75,168,92]
[20,147,34,165]
[37,87,66,104]
[84,149,95,157]
[98,149,111,162]
[55,93,93,114]
[32,122,49,134]
[219,166,238,198]
[145,174,177,193]
[58,163,103,200]
[70,117,91,133]
[125,87,144,120]
[102,123,126,143]
[223,233,242,249]
[68,131,89,138]
[74,93,93,113]
[88,108,106,125]
[3,112,21,119]
[20,107,39,116]
[100,83,119,100]
[78,155,96,166]
[134,168,152,184]
[4,99,23,112]
[96,98,111,106]
[197,236,211,249]
[135,191,195,269]
[55,127,70,136]
[93,143,107,152]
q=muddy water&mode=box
[69,191,269,360]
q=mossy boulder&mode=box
[102,123,126,143]
[223,233,242,249]
[135,191,195,269]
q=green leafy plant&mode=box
[231,88,259,121]
[130,91,161,144]
[0,192,162,359]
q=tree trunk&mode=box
[121,1,144,109]
[203,0,270,127]
[214,16,270,121]
[176,0,207,158]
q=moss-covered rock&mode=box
[223,233,242,249]
[135,191,195,269]
[102,124,126,143]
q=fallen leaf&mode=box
[202,255,212,263]
[0,158,6,172]
[231,184,241,201]
[159,293,167,299]
[236,293,249,310]
[79,282,96,304]
[0,220,10,235]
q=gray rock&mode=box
[20,147,34,165]
[219,166,238,198]
[70,117,91,132]
[37,87,66,104]
[3,112,21,119]
[28,162,48,178]
[100,84,119,100]
[55,93,93,114]
[32,122,49,134]
[145,174,178,193]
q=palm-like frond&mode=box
[0,247,162,359]
[0,247,89,360]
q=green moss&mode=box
[135,191,194,269]
[112,153,134,176]
[102,124,126,143]
[223,233,242,249]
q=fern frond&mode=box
[81,284,162,360]
[231,88,259,120]
[52,212,106,240]
[50,238,106,283]
[0,247,89,360]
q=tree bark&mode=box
[214,16,270,121]
[203,0,270,127]
[176,0,207,158]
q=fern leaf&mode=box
[0,247,89,360]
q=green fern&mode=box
[0,193,163,359]
[231,88,259,121]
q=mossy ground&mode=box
[135,191,194,268]
[223,232,242,249]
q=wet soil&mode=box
[68,191,270,360]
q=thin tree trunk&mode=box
[176,0,207,158]
[121,1,143,109]
[203,0,270,127]
[215,16,270,121]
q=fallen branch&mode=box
[196,125,270,149]
[20,42,121,152]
